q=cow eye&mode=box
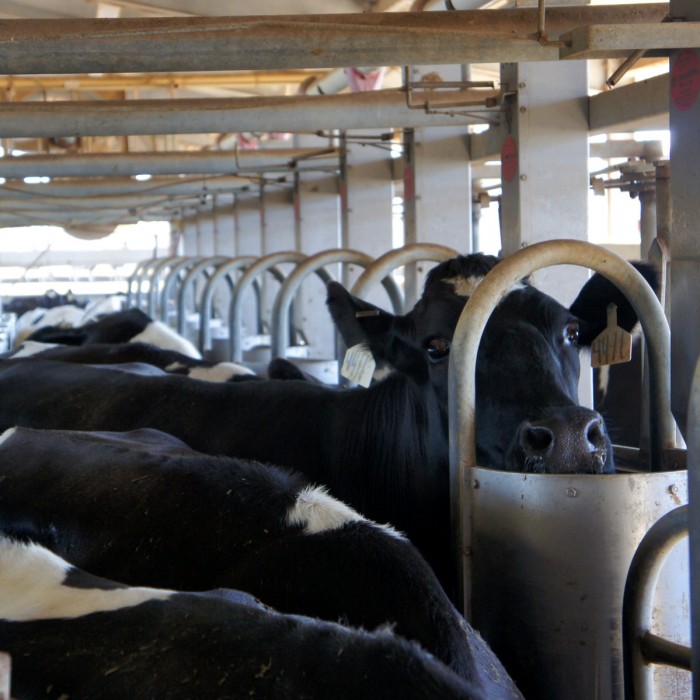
[564,322,579,345]
[427,338,450,362]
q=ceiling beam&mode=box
[0,6,668,74]
[589,74,669,134]
[0,89,500,138]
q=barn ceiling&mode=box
[0,1,676,232]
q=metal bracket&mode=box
[402,66,501,124]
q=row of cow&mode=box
[0,251,656,698]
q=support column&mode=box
[667,4,700,438]
[498,60,591,406]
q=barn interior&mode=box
[0,1,698,698]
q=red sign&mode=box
[671,48,700,112]
[501,136,518,183]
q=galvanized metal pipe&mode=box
[0,90,500,140]
[159,257,202,323]
[197,255,257,352]
[146,256,186,319]
[175,256,228,342]
[350,242,458,313]
[126,256,158,308]
[448,239,676,617]
[0,149,339,179]
[623,505,690,700]
[270,249,376,359]
[0,6,667,75]
[0,176,253,198]
[228,252,307,362]
[688,356,700,700]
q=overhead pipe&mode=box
[0,7,667,75]
[0,89,501,140]
[0,176,255,199]
[0,148,339,179]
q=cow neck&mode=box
[338,372,448,481]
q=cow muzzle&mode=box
[516,406,613,474]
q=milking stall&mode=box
[0,1,697,699]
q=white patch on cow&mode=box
[8,341,60,358]
[443,275,486,298]
[129,321,202,360]
[0,537,172,622]
[0,427,17,447]
[286,485,404,540]
[186,363,255,383]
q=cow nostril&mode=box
[586,418,605,450]
[522,424,554,455]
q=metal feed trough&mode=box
[448,240,689,700]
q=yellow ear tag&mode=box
[341,343,376,387]
[590,303,633,368]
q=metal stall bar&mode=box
[270,249,376,360]
[229,252,307,363]
[146,256,185,318]
[448,239,676,618]
[126,257,157,308]
[689,356,700,700]
[132,258,164,311]
[159,257,202,323]
[175,256,229,344]
[623,505,691,700]
[198,256,257,353]
[350,242,457,314]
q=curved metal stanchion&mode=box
[126,257,158,310]
[176,256,229,339]
[198,255,257,353]
[623,505,690,700]
[228,251,307,362]
[688,356,700,695]
[159,257,203,323]
[450,239,674,611]
[270,248,378,359]
[351,243,457,313]
[146,256,186,319]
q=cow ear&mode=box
[326,281,395,357]
[569,262,659,346]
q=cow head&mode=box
[327,253,657,475]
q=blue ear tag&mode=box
[590,303,633,368]
[341,343,376,387]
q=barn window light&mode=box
[133,174,152,181]
[23,177,51,184]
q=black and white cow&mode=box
[4,340,259,383]
[25,307,202,359]
[0,534,490,700]
[0,253,654,592]
[0,426,522,698]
